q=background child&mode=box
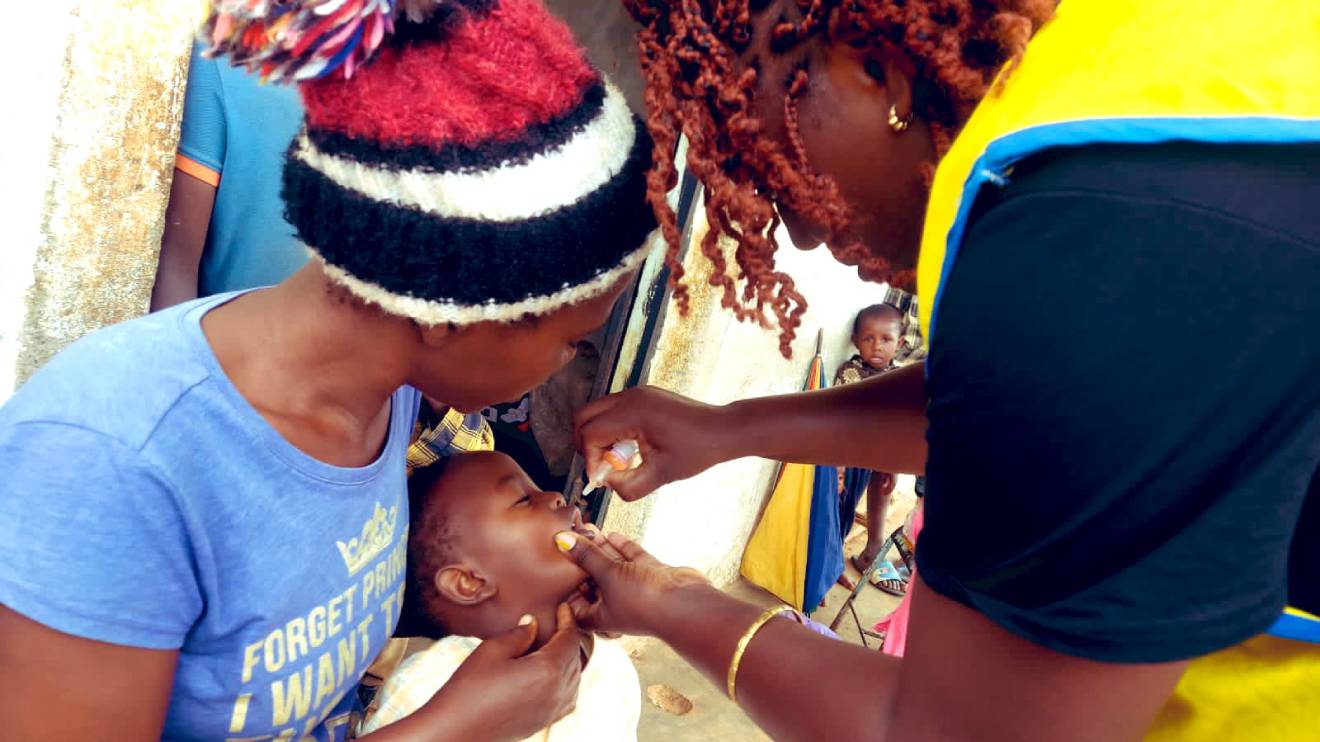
[360,452,641,740]
[835,304,907,594]
[150,42,306,310]
[835,303,904,384]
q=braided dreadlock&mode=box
[626,0,1055,356]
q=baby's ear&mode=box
[435,564,496,606]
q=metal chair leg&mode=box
[827,529,899,633]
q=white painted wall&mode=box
[602,217,893,586]
[0,2,195,402]
[0,3,73,401]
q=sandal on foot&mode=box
[868,560,908,596]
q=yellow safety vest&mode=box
[914,0,1320,737]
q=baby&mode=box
[834,303,904,385]
[359,452,640,740]
[835,303,907,593]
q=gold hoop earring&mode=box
[888,104,912,133]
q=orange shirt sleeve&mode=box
[175,154,220,188]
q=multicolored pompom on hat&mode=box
[204,0,658,324]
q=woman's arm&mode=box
[725,360,927,472]
[152,43,226,312]
[0,605,178,741]
[575,362,927,500]
[0,602,587,742]
[561,532,1187,742]
[653,582,1183,742]
[647,584,900,742]
[150,168,216,311]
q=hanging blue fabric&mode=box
[801,354,846,611]
[803,462,845,611]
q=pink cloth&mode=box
[874,505,923,657]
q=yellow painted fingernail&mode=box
[518,614,534,627]
[555,532,577,553]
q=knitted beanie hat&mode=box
[204,0,657,324]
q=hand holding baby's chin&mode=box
[423,603,584,741]
[557,529,710,637]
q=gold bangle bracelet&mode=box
[726,605,794,703]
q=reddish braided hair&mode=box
[626,0,1055,356]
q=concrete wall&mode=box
[602,212,896,586]
[0,1,196,402]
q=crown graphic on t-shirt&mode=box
[337,502,399,576]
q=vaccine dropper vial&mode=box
[586,439,640,494]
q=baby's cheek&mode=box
[549,542,590,581]
[521,565,586,614]
[546,545,590,592]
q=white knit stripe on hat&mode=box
[292,83,635,222]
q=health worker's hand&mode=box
[554,530,710,637]
[574,386,729,501]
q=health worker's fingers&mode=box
[573,394,631,458]
[604,532,662,567]
[580,524,627,562]
[602,462,665,502]
[555,531,619,582]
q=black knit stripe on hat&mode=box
[282,127,655,309]
[305,80,607,176]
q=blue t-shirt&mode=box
[0,293,419,741]
[179,43,308,295]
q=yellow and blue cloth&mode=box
[1147,618,1320,741]
[740,352,844,611]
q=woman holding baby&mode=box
[0,1,657,740]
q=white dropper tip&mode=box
[585,464,611,496]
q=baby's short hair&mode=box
[852,303,903,336]
[401,459,460,637]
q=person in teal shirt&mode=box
[151,42,306,309]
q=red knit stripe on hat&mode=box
[300,0,597,150]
